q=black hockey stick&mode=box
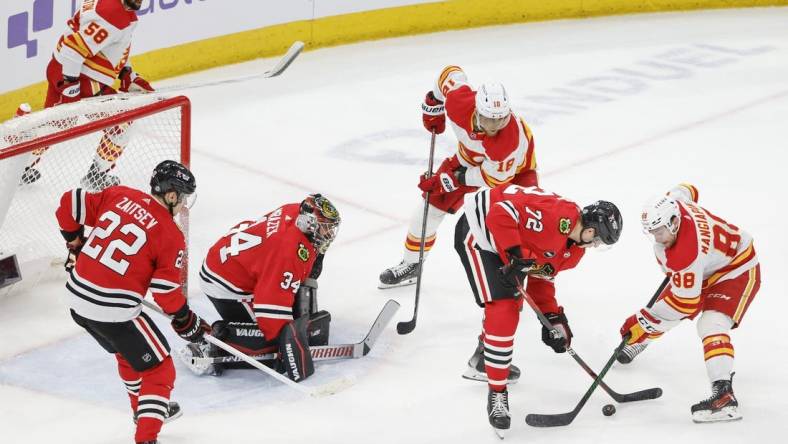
[397,130,437,335]
[526,336,630,427]
[516,283,662,404]
[193,299,400,366]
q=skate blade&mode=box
[691,406,742,423]
[377,278,417,290]
[492,427,507,439]
[165,406,183,424]
[461,369,519,385]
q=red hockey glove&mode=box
[418,171,460,194]
[119,66,154,93]
[172,308,211,343]
[542,308,573,353]
[57,76,81,105]
[620,309,663,345]
[421,91,445,134]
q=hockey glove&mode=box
[57,75,81,105]
[418,171,460,194]
[421,91,445,134]
[61,227,85,272]
[620,308,664,345]
[119,66,155,93]
[498,254,537,289]
[541,308,573,353]
[171,308,211,343]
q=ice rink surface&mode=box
[2,7,788,443]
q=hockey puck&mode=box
[602,404,616,416]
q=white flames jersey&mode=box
[433,66,537,188]
[54,0,138,85]
[652,186,757,318]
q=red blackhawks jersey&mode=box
[199,204,317,340]
[464,185,586,312]
[54,0,138,85]
[433,66,537,188]
[650,186,758,321]
[55,186,187,322]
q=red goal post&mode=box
[0,95,191,294]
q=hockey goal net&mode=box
[0,95,191,293]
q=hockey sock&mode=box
[482,299,519,391]
[135,356,175,443]
[116,354,141,412]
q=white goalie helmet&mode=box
[475,83,510,119]
[641,195,681,235]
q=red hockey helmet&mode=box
[296,194,341,253]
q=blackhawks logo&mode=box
[297,243,310,262]
[559,218,571,235]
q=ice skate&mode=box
[20,166,41,185]
[691,378,742,423]
[378,260,419,289]
[177,341,222,376]
[134,400,183,425]
[462,339,520,384]
[487,388,510,439]
[80,160,120,191]
[617,342,649,364]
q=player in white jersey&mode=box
[619,183,761,423]
[379,65,538,288]
[19,0,154,190]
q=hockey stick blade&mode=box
[144,41,304,94]
[610,386,663,403]
[263,41,304,77]
[525,338,630,427]
[361,299,401,355]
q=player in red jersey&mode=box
[379,65,539,289]
[180,194,341,381]
[21,0,154,190]
[454,184,622,436]
[618,184,760,423]
[55,160,209,444]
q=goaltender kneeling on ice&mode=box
[179,194,341,381]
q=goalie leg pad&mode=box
[277,316,314,382]
[211,321,278,371]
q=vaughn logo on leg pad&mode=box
[286,343,300,381]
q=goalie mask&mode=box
[296,194,341,254]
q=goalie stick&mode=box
[141,41,305,95]
[191,299,401,366]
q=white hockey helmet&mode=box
[475,83,510,119]
[641,196,681,235]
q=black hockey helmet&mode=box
[150,160,196,198]
[581,200,623,245]
[296,194,341,254]
[122,0,143,11]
